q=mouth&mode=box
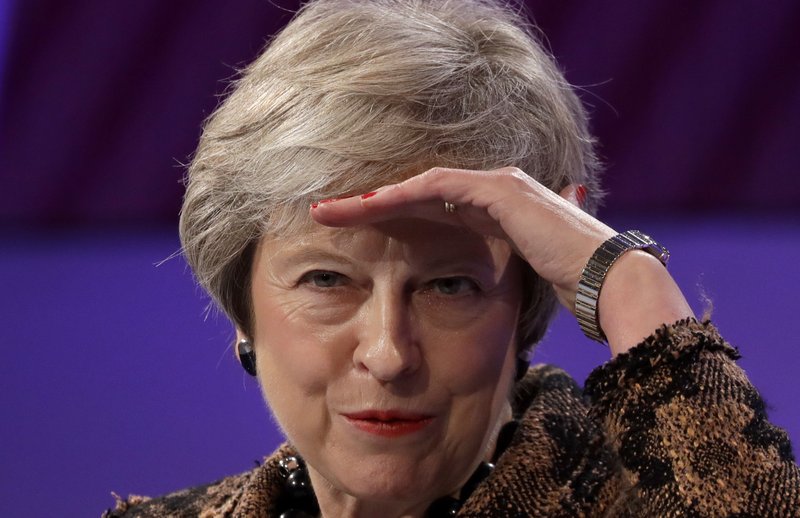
[342,410,435,438]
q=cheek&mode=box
[427,300,519,393]
[425,306,518,470]
[251,299,350,439]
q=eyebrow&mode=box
[268,247,354,269]
[418,256,498,282]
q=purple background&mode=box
[1,1,798,516]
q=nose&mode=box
[353,289,421,382]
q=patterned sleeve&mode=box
[584,318,800,517]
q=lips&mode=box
[342,410,434,438]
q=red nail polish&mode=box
[361,191,378,200]
[575,184,587,207]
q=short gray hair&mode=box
[180,0,602,349]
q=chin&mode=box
[327,456,449,504]
[347,476,424,501]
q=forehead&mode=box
[259,218,512,268]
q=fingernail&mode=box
[575,184,587,207]
[313,195,353,207]
[360,191,378,200]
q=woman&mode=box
[106,0,799,516]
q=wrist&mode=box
[598,250,694,356]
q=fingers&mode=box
[558,183,587,209]
[309,167,488,228]
[310,184,460,227]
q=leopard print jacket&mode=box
[104,319,800,517]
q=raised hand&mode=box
[311,166,693,355]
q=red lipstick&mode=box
[342,410,434,438]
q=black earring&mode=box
[515,355,529,382]
[237,339,257,377]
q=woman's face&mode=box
[248,217,523,507]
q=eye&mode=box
[429,276,479,296]
[299,270,347,288]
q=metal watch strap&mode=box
[575,230,670,343]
